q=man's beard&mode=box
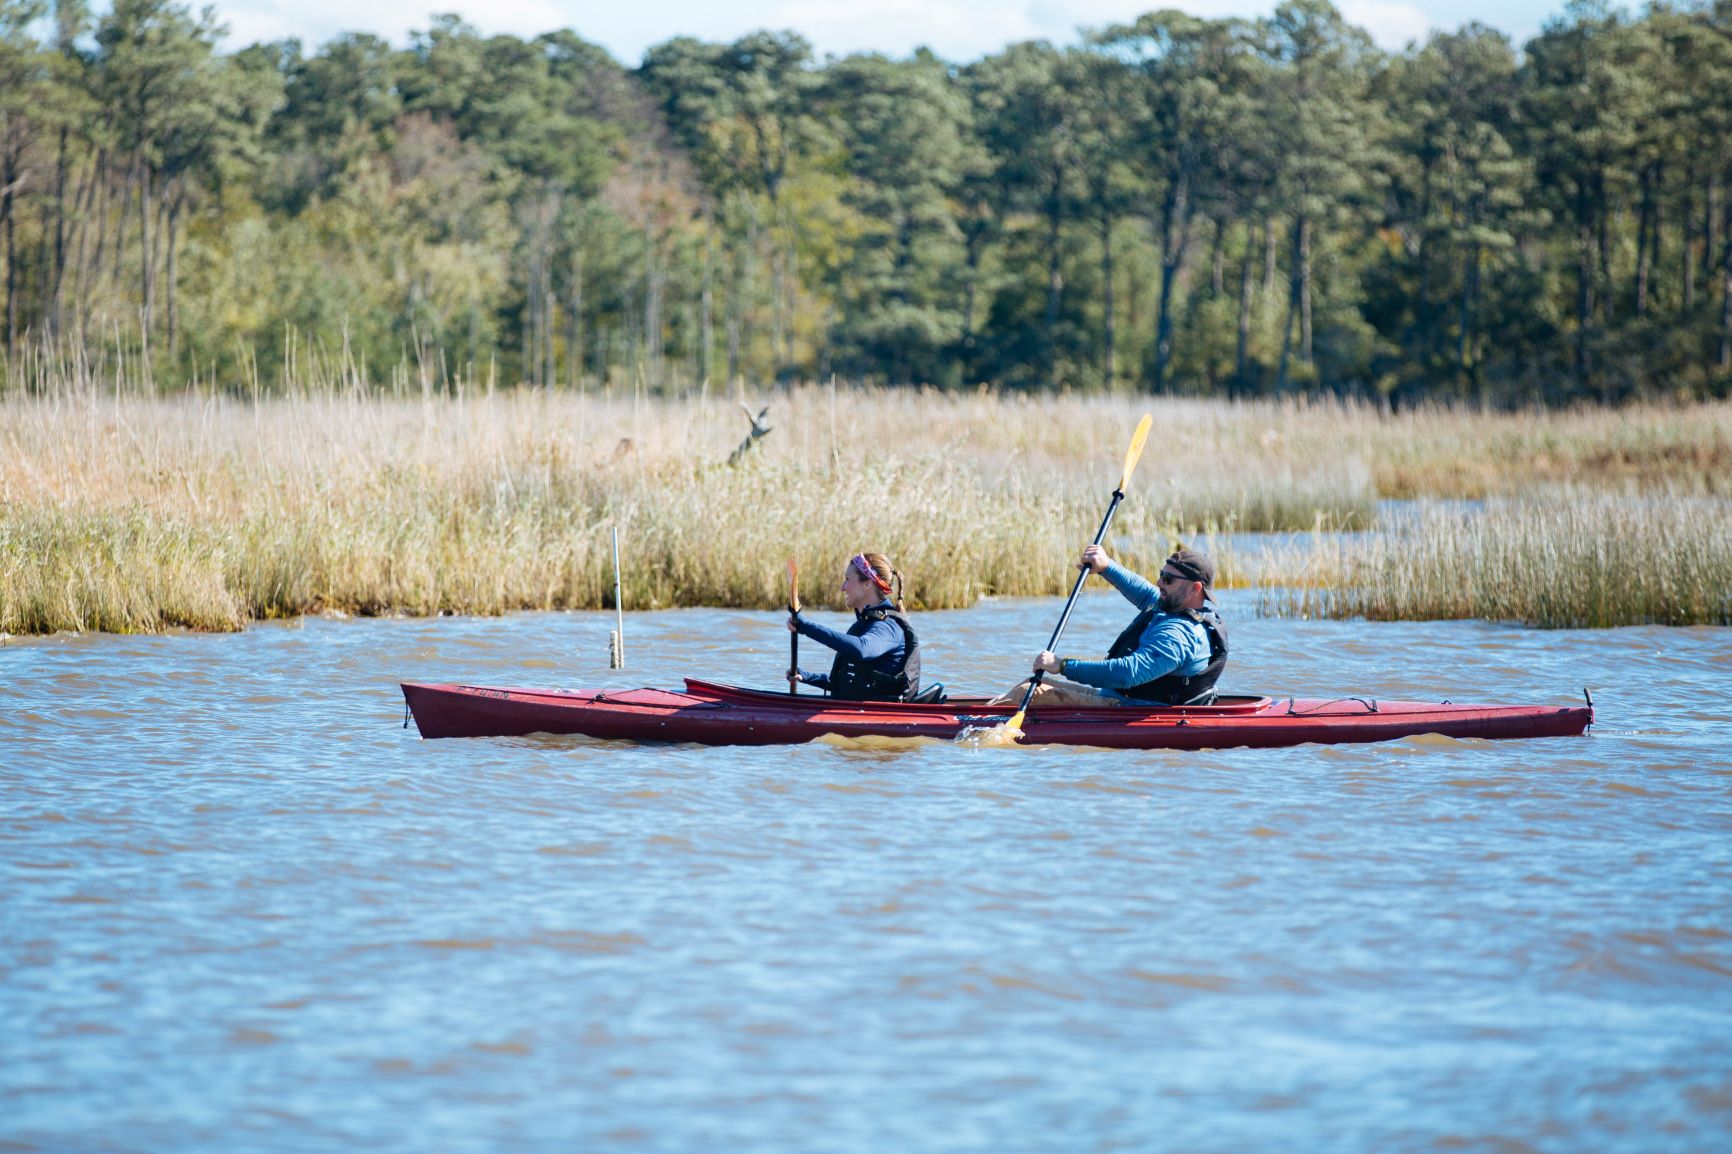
[1158,586,1187,614]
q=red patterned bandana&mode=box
[850,554,893,594]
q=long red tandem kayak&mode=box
[401,678,1593,749]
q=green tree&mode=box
[1522,0,1646,396]
[1100,12,1257,389]
[1377,24,1539,402]
[970,41,1084,388]
[1060,48,1137,387]
[0,1,50,354]
[266,33,400,211]
[1259,0,1385,391]
[952,66,1007,384]
[643,31,819,378]
[399,17,623,385]
[819,51,967,384]
[91,0,228,352]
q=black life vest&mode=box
[1104,603,1228,705]
[827,606,922,702]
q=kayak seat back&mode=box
[907,682,947,705]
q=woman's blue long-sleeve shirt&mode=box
[1060,562,1211,697]
[792,600,906,690]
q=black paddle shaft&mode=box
[1017,489,1127,711]
[790,625,799,696]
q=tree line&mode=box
[2,0,1731,403]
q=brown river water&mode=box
[3,590,1730,1153]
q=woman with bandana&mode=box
[786,552,923,702]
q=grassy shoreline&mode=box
[5,387,1731,634]
[1256,496,1732,628]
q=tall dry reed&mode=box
[5,382,1730,634]
[1257,495,1732,628]
[1,387,1242,634]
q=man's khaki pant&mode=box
[988,678,1125,708]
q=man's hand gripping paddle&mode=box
[1001,413,1153,741]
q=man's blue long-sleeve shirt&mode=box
[1060,562,1211,697]
[792,601,905,690]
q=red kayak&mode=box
[401,678,1593,749]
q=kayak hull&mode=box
[401,678,1592,749]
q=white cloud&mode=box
[769,0,1039,59]
[212,0,573,52]
[199,0,1540,62]
[1338,0,1434,49]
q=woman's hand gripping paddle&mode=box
[1001,413,1153,741]
[787,559,801,695]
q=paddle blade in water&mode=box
[956,716,1026,747]
[998,710,1027,743]
[1118,412,1153,493]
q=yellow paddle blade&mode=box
[787,559,800,612]
[963,711,1025,747]
[1117,413,1154,493]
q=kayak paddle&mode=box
[787,559,800,695]
[1002,413,1153,740]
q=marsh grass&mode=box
[4,381,1730,634]
[1,387,1243,634]
[1257,495,1732,628]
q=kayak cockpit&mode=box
[680,678,1275,715]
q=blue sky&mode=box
[208,0,1572,61]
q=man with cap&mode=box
[1017,544,1228,707]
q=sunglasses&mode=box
[1157,571,1195,585]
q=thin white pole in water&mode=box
[609,527,625,670]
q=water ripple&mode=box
[2,602,1730,1153]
